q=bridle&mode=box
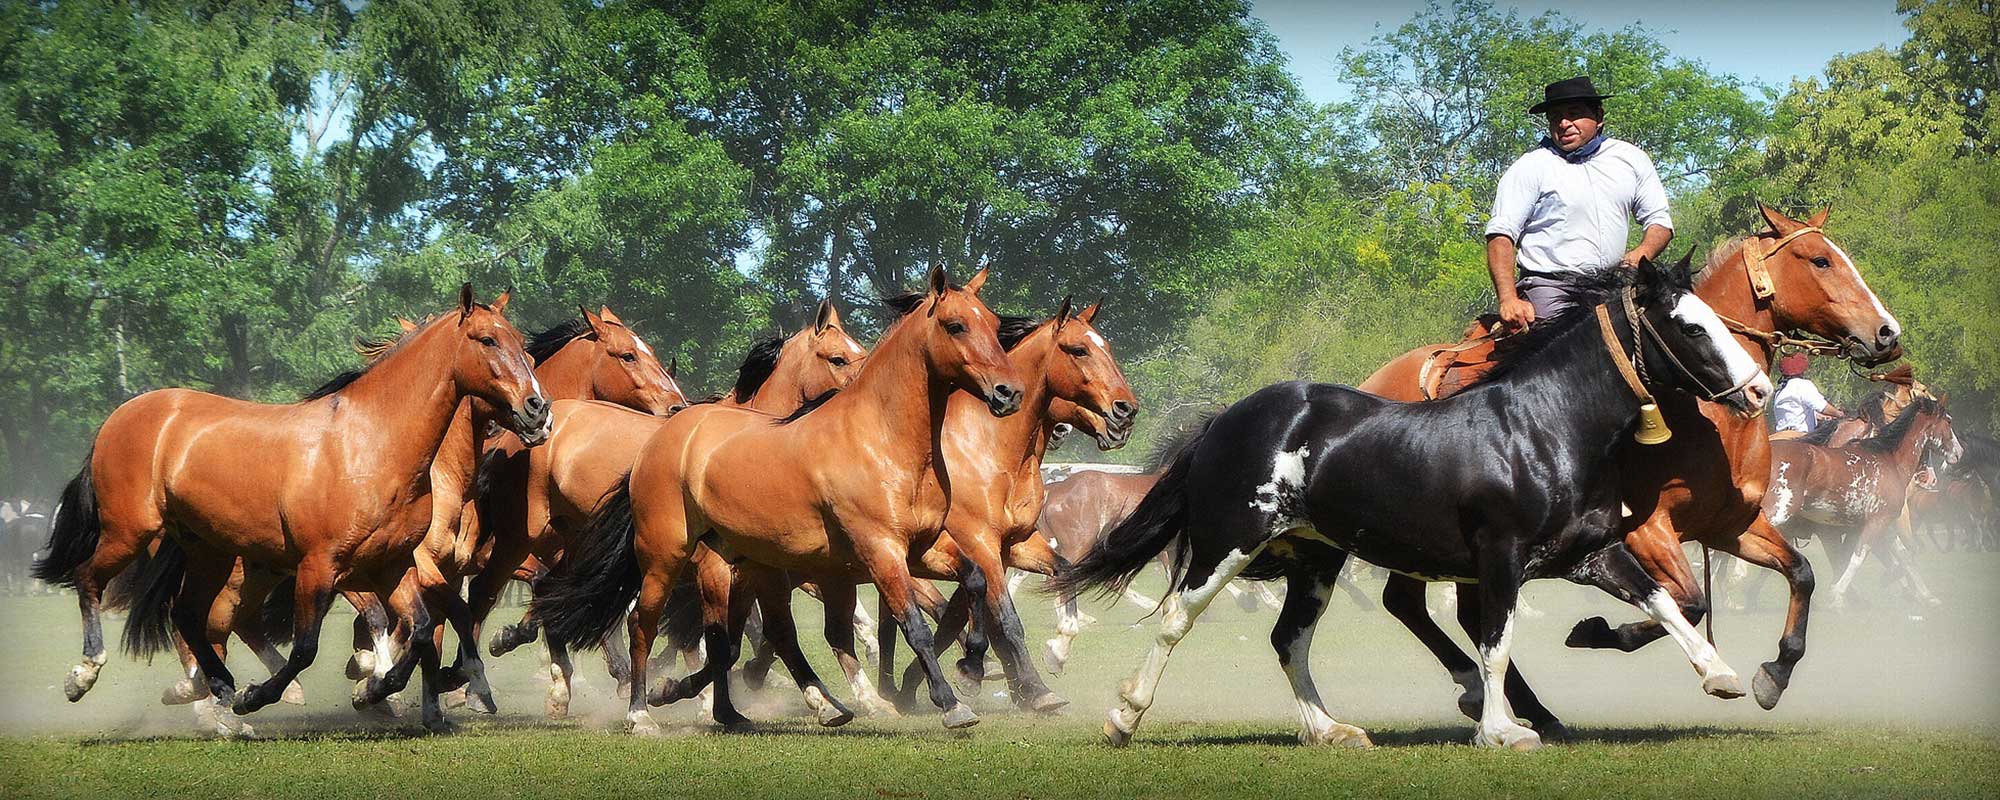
[1596,286,1763,409]
[1714,226,1850,359]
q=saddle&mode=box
[1416,314,1507,401]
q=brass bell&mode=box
[1633,402,1673,445]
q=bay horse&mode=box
[1052,257,1772,750]
[35,286,550,731]
[479,300,866,719]
[1766,396,1961,607]
[1355,206,1902,727]
[534,266,1022,734]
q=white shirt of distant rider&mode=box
[1773,378,1831,434]
[1485,138,1673,275]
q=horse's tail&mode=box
[660,562,703,652]
[260,576,298,645]
[120,536,185,659]
[533,479,642,651]
[1047,420,1210,601]
[33,444,99,590]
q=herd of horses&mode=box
[15,205,1991,749]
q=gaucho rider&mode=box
[1487,76,1674,330]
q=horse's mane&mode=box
[303,317,433,401]
[777,388,839,424]
[1797,416,1845,446]
[1478,268,1636,384]
[1853,396,1939,453]
[525,318,593,365]
[1694,235,1754,288]
[997,316,1044,351]
[1145,413,1219,473]
[732,334,787,401]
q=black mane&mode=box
[526,318,592,365]
[997,316,1044,351]
[301,323,423,401]
[777,388,839,424]
[1478,268,1637,385]
[1854,396,1939,453]
[300,369,366,401]
[1797,414,1845,446]
[732,335,786,402]
[882,291,927,318]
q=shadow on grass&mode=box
[1152,725,1804,748]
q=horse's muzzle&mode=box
[985,383,1022,417]
[513,395,553,446]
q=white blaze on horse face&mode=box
[1670,292,1768,394]
[1085,330,1108,349]
[1825,240,1901,338]
[1251,447,1310,514]
[634,336,654,357]
[372,629,396,680]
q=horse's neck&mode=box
[1699,247,1779,367]
[535,343,596,401]
[1889,421,1933,474]
[1487,312,1642,457]
[335,323,469,475]
[990,336,1058,469]
[820,322,949,473]
[740,350,809,415]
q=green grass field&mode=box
[4,545,1998,799]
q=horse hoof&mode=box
[440,687,468,709]
[629,716,663,736]
[1531,719,1571,742]
[162,678,204,706]
[1702,671,1746,700]
[1042,640,1068,675]
[1475,725,1542,751]
[346,651,376,681]
[1565,617,1614,649]
[1024,691,1069,714]
[1102,719,1133,747]
[63,664,99,703]
[422,716,460,735]
[1302,723,1373,748]
[715,715,756,733]
[941,703,980,730]
[1752,663,1789,711]
[816,703,855,728]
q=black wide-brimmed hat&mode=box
[1529,76,1612,114]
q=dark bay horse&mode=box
[36,286,550,732]
[1767,396,1961,607]
[1357,206,1902,726]
[1053,258,1771,750]
[534,266,1021,734]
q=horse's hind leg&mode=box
[745,570,854,727]
[1271,555,1370,747]
[1566,517,1704,652]
[1570,542,1743,701]
[1380,575,1564,735]
[235,560,336,716]
[1106,538,1267,746]
[169,546,249,737]
[421,580,498,714]
[1711,513,1814,710]
[958,551,1067,712]
[228,567,306,706]
[818,580,896,717]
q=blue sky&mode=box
[1250,0,1911,105]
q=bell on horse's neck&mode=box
[1633,402,1672,445]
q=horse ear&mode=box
[667,356,678,377]
[1674,248,1696,290]
[1807,207,1830,228]
[964,267,990,296]
[398,317,420,333]
[1078,297,1102,323]
[1054,294,1074,330]
[580,305,607,339]
[458,282,475,324]
[815,298,839,334]
[927,264,949,297]
[491,289,512,315]
[1758,202,1800,234]
[598,305,624,326]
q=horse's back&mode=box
[544,399,664,518]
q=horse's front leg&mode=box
[1569,542,1744,701]
[1710,512,1813,710]
[1567,514,1705,652]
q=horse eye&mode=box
[619,352,638,362]
[1682,323,1706,338]
[1061,344,1088,357]
[1811,256,1831,269]
[829,356,849,367]
[479,336,498,347]
[944,321,967,335]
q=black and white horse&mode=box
[1,500,51,595]
[1052,256,1771,750]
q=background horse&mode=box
[1766,396,1962,607]
[1355,206,1902,728]
[36,286,549,733]
[1054,257,1770,750]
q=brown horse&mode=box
[1767,396,1961,607]
[533,266,1022,734]
[479,300,866,719]
[36,286,549,732]
[1355,206,1902,727]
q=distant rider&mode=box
[1486,76,1674,329]
[1772,352,1843,435]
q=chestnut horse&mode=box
[480,300,866,719]
[35,286,550,732]
[1356,206,1902,728]
[534,266,1021,733]
[1767,396,1961,607]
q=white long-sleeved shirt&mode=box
[1773,378,1830,433]
[1485,138,1673,275]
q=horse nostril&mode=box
[1877,326,1899,346]
[1112,400,1136,420]
[526,395,550,414]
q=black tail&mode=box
[120,537,185,660]
[260,577,298,645]
[532,479,642,651]
[1046,421,1210,601]
[33,445,99,589]
[660,562,703,652]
